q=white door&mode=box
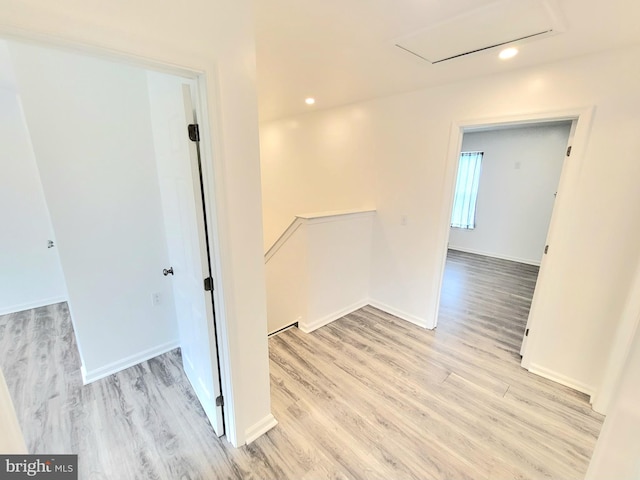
[520,119,577,357]
[149,73,223,435]
[180,84,224,434]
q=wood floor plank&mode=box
[273,329,497,478]
[271,333,484,479]
[0,249,603,478]
[441,372,589,478]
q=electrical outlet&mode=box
[152,292,162,306]
[401,215,408,226]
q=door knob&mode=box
[163,267,174,276]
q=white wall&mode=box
[593,261,640,413]
[9,42,179,382]
[0,40,17,91]
[265,220,308,333]
[265,211,373,334]
[259,113,376,250]
[306,212,373,330]
[0,0,271,446]
[0,86,67,315]
[259,44,640,401]
[585,308,640,479]
[449,122,571,265]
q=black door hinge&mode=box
[525,329,529,337]
[566,145,572,157]
[216,395,224,407]
[204,276,214,291]
[188,124,200,142]
[544,245,549,254]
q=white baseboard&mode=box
[245,413,278,445]
[367,299,431,329]
[527,363,595,397]
[0,296,67,317]
[298,299,369,333]
[448,246,541,267]
[82,339,179,385]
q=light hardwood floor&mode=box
[0,250,603,479]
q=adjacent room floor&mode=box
[0,251,603,479]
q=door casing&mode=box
[431,107,594,384]
[0,31,239,445]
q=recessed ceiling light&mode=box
[499,47,518,60]
[305,97,316,105]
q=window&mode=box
[451,151,483,229]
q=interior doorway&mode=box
[437,121,572,360]
[0,38,226,441]
[432,109,592,368]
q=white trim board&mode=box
[265,209,377,262]
[296,208,376,220]
[245,414,278,445]
[367,300,430,329]
[447,247,541,266]
[527,363,595,398]
[432,107,594,342]
[297,299,431,334]
[0,297,67,317]
[82,339,180,385]
[264,218,303,263]
[298,299,369,333]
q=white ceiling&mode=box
[255,0,640,121]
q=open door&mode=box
[520,119,577,357]
[150,73,224,436]
[178,84,225,434]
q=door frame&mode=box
[431,107,594,366]
[0,32,239,444]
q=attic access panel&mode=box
[395,0,562,64]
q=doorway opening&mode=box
[0,36,229,458]
[438,121,572,360]
[432,109,592,373]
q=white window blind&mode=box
[451,151,483,229]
